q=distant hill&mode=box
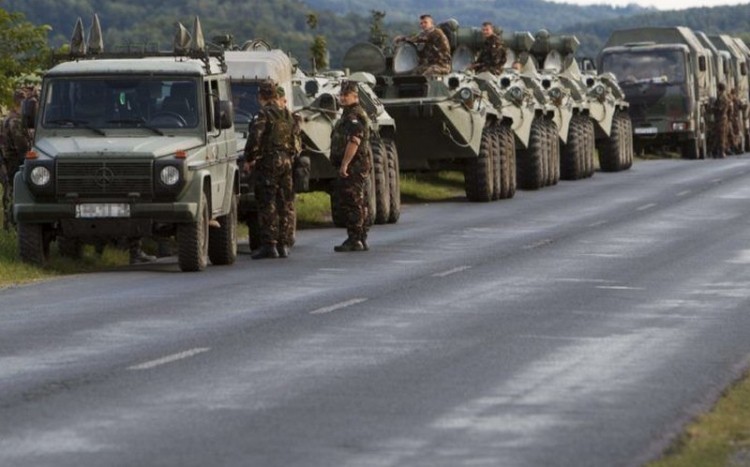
[3,0,747,71]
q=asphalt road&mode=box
[3,157,750,467]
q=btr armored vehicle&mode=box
[15,16,239,271]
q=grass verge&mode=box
[400,170,465,202]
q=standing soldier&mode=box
[331,80,372,252]
[243,80,298,259]
[1,89,32,231]
[467,22,507,75]
[711,82,730,158]
[395,14,451,76]
[729,87,745,154]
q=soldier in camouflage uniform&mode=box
[468,22,507,75]
[331,80,372,252]
[243,81,300,259]
[729,87,745,154]
[710,82,730,158]
[1,89,31,231]
[396,14,451,76]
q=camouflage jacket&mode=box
[475,34,506,75]
[331,103,371,174]
[410,27,452,69]
[244,103,300,165]
[0,111,31,169]
[713,92,730,121]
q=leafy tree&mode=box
[306,13,328,71]
[369,10,388,48]
[0,7,50,106]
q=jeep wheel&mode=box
[57,236,83,259]
[208,193,238,266]
[177,189,209,272]
[18,223,51,266]
[385,138,401,223]
[372,137,391,224]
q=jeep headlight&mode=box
[30,166,51,186]
[159,165,181,186]
[458,87,473,101]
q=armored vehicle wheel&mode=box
[18,223,51,266]
[517,117,546,190]
[583,116,596,178]
[548,118,560,186]
[385,138,401,223]
[561,115,587,180]
[490,123,502,201]
[208,193,238,266]
[464,123,495,202]
[177,189,209,272]
[372,137,391,224]
[598,111,628,172]
[539,120,550,187]
[622,114,634,169]
[57,236,83,259]
[495,123,516,200]
[246,211,262,251]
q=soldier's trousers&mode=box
[254,159,295,246]
[338,171,369,241]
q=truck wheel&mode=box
[246,210,262,251]
[561,115,586,180]
[681,138,700,160]
[517,116,545,190]
[371,137,391,224]
[177,189,209,272]
[464,123,494,202]
[622,114,634,169]
[208,193,238,266]
[57,236,83,259]
[496,123,516,199]
[18,223,51,266]
[385,138,401,223]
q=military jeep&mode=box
[15,16,239,271]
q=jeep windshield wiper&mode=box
[106,118,165,135]
[46,118,107,135]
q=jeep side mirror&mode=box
[216,100,233,129]
[21,98,37,129]
[698,56,706,72]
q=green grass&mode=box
[400,170,465,202]
[295,192,332,226]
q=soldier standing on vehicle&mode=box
[711,82,730,158]
[395,14,451,76]
[467,22,507,75]
[1,89,31,231]
[331,80,372,252]
[244,80,298,259]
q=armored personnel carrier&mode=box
[223,41,400,248]
[15,16,239,271]
[342,36,509,202]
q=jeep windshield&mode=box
[41,77,201,131]
[230,82,260,127]
[601,50,687,86]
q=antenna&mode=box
[174,22,192,54]
[191,16,205,53]
[70,17,86,56]
[88,13,104,55]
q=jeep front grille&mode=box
[56,160,153,198]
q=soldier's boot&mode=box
[252,243,279,260]
[276,244,289,258]
[334,238,365,253]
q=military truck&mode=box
[342,34,511,202]
[708,34,749,152]
[599,27,713,159]
[15,16,239,272]
[223,43,399,249]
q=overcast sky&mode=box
[548,0,749,9]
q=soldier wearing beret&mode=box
[330,80,372,252]
[243,80,299,259]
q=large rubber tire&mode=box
[622,113,634,170]
[681,137,700,160]
[208,193,238,266]
[490,124,502,201]
[464,124,494,202]
[582,116,596,178]
[57,236,83,259]
[496,123,516,200]
[561,115,586,181]
[385,138,401,224]
[598,111,628,172]
[517,117,546,190]
[548,118,560,186]
[246,210,262,251]
[18,223,50,266]
[177,189,209,272]
[371,137,390,225]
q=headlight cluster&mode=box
[30,166,51,186]
[506,86,524,104]
[159,165,181,186]
[458,87,473,101]
[549,88,563,101]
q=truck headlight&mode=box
[30,166,51,186]
[159,165,181,186]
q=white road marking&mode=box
[555,278,616,284]
[310,298,368,315]
[522,239,553,250]
[432,265,472,278]
[711,178,723,183]
[588,220,608,228]
[636,203,657,211]
[596,286,645,291]
[677,190,691,197]
[128,347,210,371]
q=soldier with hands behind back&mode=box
[331,81,372,252]
[243,80,299,259]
